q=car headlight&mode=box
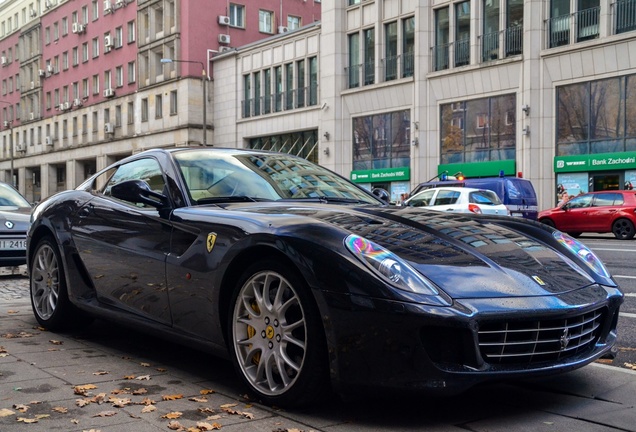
[345,234,439,295]
[553,231,611,278]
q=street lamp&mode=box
[0,100,14,186]
[160,58,209,146]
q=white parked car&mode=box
[404,186,510,216]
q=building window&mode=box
[92,74,99,94]
[433,7,450,71]
[128,61,136,83]
[249,130,319,162]
[92,111,98,132]
[82,114,88,135]
[253,72,261,115]
[62,51,69,70]
[242,74,251,117]
[141,98,148,122]
[53,22,59,40]
[92,37,99,58]
[274,66,282,112]
[402,17,415,78]
[352,110,411,171]
[288,15,301,30]
[82,42,89,62]
[127,101,134,124]
[440,94,516,164]
[557,76,635,156]
[115,66,123,87]
[296,61,304,108]
[104,70,112,90]
[384,22,398,81]
[259,10,273,33]
[127,20,135,43]
[115,27,123,48]
[455,2,471,67]
[61,17,68,36]
[72,47,79,66]
[364,28,375,85]
[115,105,121,127]
[347,33,360,88]
[230,3,245,27]
[263,69,271,114]
[155,94,162,118]
[92,0,99,21]
[82,78,89,98]
[309,56,318,106]
[548,0,599,48]
[170,90,177,115]
[285,63,294,110]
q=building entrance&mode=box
[590,173,620,191]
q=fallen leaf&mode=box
[70,418,79,424]
[132,388,147,395]
[0,408,14,417]
[624,362,636,370]
[219,403,237,409]
[140,362,151,367]
[161,411,183,419]
[13,404,29,413]
[7,310,18,314]
[162,394,183,401]
[136,375,151,381]
[167,420,185,430]
[92,410,117,417]
[35,414,50,420]
[92,371,109,376]
[49,340,63,345]
[205,415,222,420]
[242,411,254,419]
[200,389,215,395]
[138,397,156,406]
[156,368,167,372]
[17,417,38,423]
[198,408,215,415]
[74,384,98,395]
[196,422,218,431]
[76,399,91,407]
[123,375,136,380]
[52,406,68,414]
[141,405,156,413]
[109,397,131,408]
[189,396,208,403]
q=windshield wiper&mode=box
[197,196,265,204]
[281,196,374,205]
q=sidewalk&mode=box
[1,276,636,431]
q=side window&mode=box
[101,158,166,208]
[592,193,617,207]
[568,194,593,209]
[407,189,435,207]
[434,190,460,205]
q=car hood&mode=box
[222,203,594,299]
[0,206,32,230]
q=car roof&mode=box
[415,186,493,194]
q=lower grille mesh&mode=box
[478,308,605,364]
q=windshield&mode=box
[0,183,30,207]
[173,150,380,205]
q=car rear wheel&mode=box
[30,236,91,330]
[229,260,328,407]
[612,218,635,240]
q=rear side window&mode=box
[407,189,436,207]
[592,193,623,206]
[434,190,460,205]
[469,190,502,205]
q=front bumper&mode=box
[322,283,622,397]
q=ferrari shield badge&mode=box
[532,275,546,286]
[206,232,217,253]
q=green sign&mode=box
[350,167,410,183]
[554,152,636,173]
[438,160,516,177]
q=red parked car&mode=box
[538,190,636,240]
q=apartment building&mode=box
[1,0,636,210]
[0,0,321,203]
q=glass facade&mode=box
[352,110,411,171]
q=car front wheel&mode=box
[612,218,635,240]
[229,261,328,407]
[30,236,90,330]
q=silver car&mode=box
[0,182,31,267]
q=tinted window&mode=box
[469,190,501,205]
[567,194,593,209]
[434,190,460,205]
[101,158,166,208]
[593,193,621,207]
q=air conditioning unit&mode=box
[72,22,85,34]
[1,56,7,66]
[278,26,289,34]
[45,136,53,146]
[3,121,9,128]
[38,69,46,77]
[30,9,37,18]
[61,102,71,110]
[30,81,35,89]
[45,0,52,8]
[218,34,231,44]
[219,46,234,53]
[104,0,112,12]
[16,143,25,152]
[103,88,115,98]
[218,16,230,25]
[46,64,54,73]
[73,98,83,107]
[29,112,35,120]
[104,35,113,48]
[115,0,124,8]
[104,123,114,133]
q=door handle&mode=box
[78,205,93,217]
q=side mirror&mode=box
[111,179,167,208]
[371,187,390,203]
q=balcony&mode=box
[547,7,599,48]
[241,85,319,119]
[432,43,450,71]
[481,25,523,62]
[615,0,636,34]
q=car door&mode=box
[560,193,594,232]
[588,193,622,231]
[69,157,173,324]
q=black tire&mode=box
[567,232,582,238]
[30,236,92,330]
[612,218,635,240]
[228,260,328,407]
[540,218,555,228]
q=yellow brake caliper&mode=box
[247,301,261,365]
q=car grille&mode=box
[478,308,605,364]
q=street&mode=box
[1,236,636,431]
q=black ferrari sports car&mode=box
[27,148,622,407]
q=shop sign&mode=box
[350,167,410,183]
[555,152,636,173]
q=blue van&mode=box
[410,176,538,220]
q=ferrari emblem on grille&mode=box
[206,233,217,253]
[560,328,571,350]
[532,275,546,286]
[4,221,13,229]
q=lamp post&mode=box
[160,58,209,146]
[0,100,13,186]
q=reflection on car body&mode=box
[405,186,510,216]
[27,148,622,407]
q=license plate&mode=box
[0,239,26,250]
[511,212,524,217]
